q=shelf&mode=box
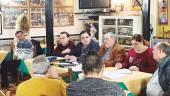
[118,25,133,27]
[54,5,73,8]
[75,11,112,14]
[103,25,116,27]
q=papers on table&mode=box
[46,56,57,62]
[53,62,75,67]
[56,57,65,60]
[71,64,82,72]
[46,56,65,62]
[103,69,132,79]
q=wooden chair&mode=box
[0,90,16,96]
[0,90,6,96]
[55,67,73,83]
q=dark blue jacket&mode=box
[74,40,99,61]
[158,56,170,96]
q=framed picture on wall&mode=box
[158,0,168,24]
[0,12,2,35]
[131,0,143,11]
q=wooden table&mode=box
[0,50,8,64]
[103,67,152,95]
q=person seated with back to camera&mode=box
[115,34,157,73]
[98,32,125,67]
[65,30,99,62]
[67,51,126,96]
[16,55,67,96]
[53,31,76,57]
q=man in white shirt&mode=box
[146,42,170,96]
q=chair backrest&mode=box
[31,39,43,57]
[0,90,16,96]
[0,90,6,96]
[68,68,72,82]
[57,67,72,83]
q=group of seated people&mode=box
[15,42,170,96]
[53,30,157,74]
[2,29,170,96]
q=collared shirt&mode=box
[101,45,113,62]
[146,69,164,96]
[17,39,32,49]
[32,74,46,77]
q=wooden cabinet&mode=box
[99,16,142,50]
[0,0,74,29]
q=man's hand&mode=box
[61,48,71,54]
[64,55,77,62]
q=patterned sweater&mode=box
[67,78,125,96]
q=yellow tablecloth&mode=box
[0,50,8,64]
[19,59,68,76]
[40,44,46,49]
[103,67,152,95]
[20,61,152,95]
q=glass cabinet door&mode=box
[102,19,116,34]
[117,19,133,36]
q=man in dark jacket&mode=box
[65,30,99,62]
[53,31,76,57]
[146,42,170,96]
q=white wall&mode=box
[150,0,157,37]
[0,0,84,39]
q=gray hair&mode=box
[105,32,117,40]
[156,42,170,56]
[32,55,50,74]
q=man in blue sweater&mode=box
[65,30,99,62]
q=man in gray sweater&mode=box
[67,51,125,96]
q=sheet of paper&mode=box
[57,62,72,66]
[56,57,65,60]
[103,69,132,79]
[71,64,82,72]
